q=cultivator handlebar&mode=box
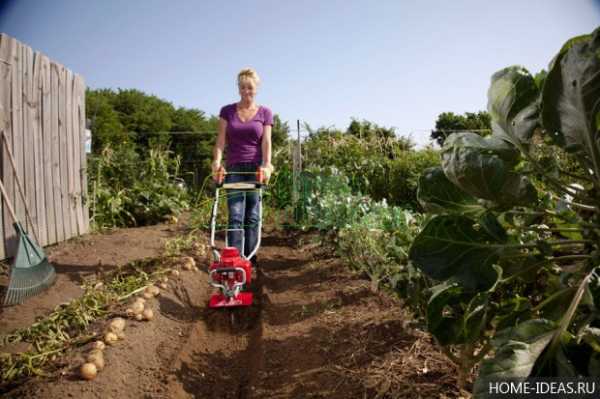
[214,165,268,187]
[209,169,266,262]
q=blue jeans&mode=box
[225,162,261,263]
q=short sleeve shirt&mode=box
[219,103,273,166]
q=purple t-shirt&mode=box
[219,103,273,166]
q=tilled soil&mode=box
[2,226,463,398]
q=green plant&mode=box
[369,149,441,209]
[297,168,429,311]
[408,28,600,394]
[299,131,439,209]
[89,145,189,229]
[164,232,196,257]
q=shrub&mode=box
[89,145,189,229]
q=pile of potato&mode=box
[79,258,199,381]
[79,317,126,380]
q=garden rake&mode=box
[0,134,55,306]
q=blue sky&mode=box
[1,0,599,147]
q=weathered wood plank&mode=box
[0,34,12,259]
[3,38,22,257]
[59,64,72,240]
[72,74,85,235]
[23,44,37,239]
[13,41,26,238]
[33,51,47,246]
[65,69,76,236]
[51,62,64,242]
[76,75,89,234]
[40,54,55,245]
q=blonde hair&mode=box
[237,68,260,87]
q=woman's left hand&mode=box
[261,164,274,183]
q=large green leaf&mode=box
[541,27,600,173]
[491,295,533,331]
[441,132,537,207]
[463,291,491,343]
[478,211,508,242]
[416,167,481,214]
[474,319,557,398]
[488,66,540,149]
[409,214,502,291]
[427,282,468,345]
[426,282,490,345]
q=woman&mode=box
[212,68,274,267]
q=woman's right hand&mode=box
[212,161,225,183]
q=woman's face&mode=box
[238,79,257,102]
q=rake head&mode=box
[3,222,56,306]
[4,258,56,306]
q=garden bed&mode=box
[0,220,464,398]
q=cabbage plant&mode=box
[409,28,600,395]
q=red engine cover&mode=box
[209,247,252,285]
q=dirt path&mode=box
[163,232,462,399]
[4,229,463,398]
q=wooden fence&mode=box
[0,33,89,260]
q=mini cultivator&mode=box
[208,168,265,308]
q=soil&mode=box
[0,220,465,398]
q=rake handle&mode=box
[0,173,17,227]
[0,130,40,243]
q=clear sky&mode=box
[1,0,599,147]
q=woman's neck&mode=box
[238,100,256,109]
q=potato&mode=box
[143,308,154,321]
[147,286,160,297]
[87,349,103,361]
[80,363,97,380]
[108,317,126,333]
[91,355,105,371]
[135,313,143,321]
[171,269,180,277]
[93,341,106,351]
[131,301,144,315]
[143,291,154,299]
[87,351,104,370]
[182,256,195,271]
[104,332,118,345]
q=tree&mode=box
[430,111,491,146]
[86,89,128,152]
[271,114,290,148]
[111,89,175,149]
[347,118,414,154]
[347,118,396,141]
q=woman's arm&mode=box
[212,118,227,178]
[261,125,273,182]
[213,118,227,165]
[261,125,272,168]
